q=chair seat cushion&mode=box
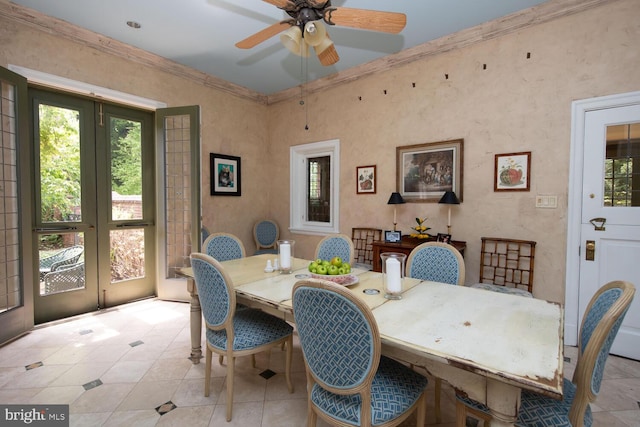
[310,356,428,426]
[471,283,533,298]
[456,378,593,427]
[206,308,292,351]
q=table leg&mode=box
[186,278,202,364]
[485,379,520,427]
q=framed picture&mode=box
[437,233,452,244]
[211,153,241,196]
[356,165,376,194]
[396,139,463,203]
[384,230,402,243]
[494,151,531,192]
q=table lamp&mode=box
[438,191,460,235]
[387,192,406,231]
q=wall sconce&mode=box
[438,191,460,235]
[387,192,406,231]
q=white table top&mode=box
[372,281,564,397]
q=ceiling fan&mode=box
[235,0,407,66]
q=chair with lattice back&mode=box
[351,227,382,270]
[471,237,536,297]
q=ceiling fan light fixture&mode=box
[280,26,310,57]
[314,37,339,66]
[303,21,327,47]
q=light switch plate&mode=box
[536,195,558,208]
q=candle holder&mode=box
[381,252,406,300]
[277,240,295,274]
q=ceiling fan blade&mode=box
[235,21,291,49]
[261,0,293,9]
[325,7,406,34]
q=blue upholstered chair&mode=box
[314,233,355,264]
[253,219,279,255]
[190,253,294,421]
[456,280,635,427]
[406,242,465,285]
[292,278,428,427]
[201,226,210,244]
[203,232,245,261]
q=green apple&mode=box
[315,259,323,265]
[328,265,339,275]
[316,264,328,275]
[322,260,330,267]
[309,266,317,274]
[338,267,346,275]
[308,261,319,272]
[330,256,342,267]
[342,262,351,273]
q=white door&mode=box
[579,104,640,359]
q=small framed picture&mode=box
[211,153,241,196]
[384,230,402,243]
[494,152,531,192]
[356,165,376,194]
[437,233,452,244]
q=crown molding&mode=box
[0,0,614,106]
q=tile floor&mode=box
[0,298,639,427]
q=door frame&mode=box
[565,90,640,345]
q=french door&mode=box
[31,89,156,324]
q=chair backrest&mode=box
[569,280,635,425]
[203,232,246,262]
[479,237,536,293]
[292,279,380,418]
[44,262,85,294]
[351,228,382,268]
[406,242,465,285]
[314,234,355,264]
[253,220,279,250]
[201,226,210,244]
[190,253,236,331]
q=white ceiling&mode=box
[9,0,550,95]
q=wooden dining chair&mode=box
[352,227,382,270]
[471,237,536,298]
[314,233,355,264]
[253,219,279,255]
[405,241,465,423]
[190,253,294,421]
[203,232,246,261]
[456,280,635,427]
[292,278,428,427]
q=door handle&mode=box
[589,217,606,231]
[585,240,595,261]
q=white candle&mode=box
[280,243,291,269]
[386,257,402,293]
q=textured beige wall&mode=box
[267,0,640,302]
[1,0,638,303]
[0,15,271,251]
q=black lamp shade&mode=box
[438,191,460,205]
[387,192,406,205]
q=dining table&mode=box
[177,253,564,427]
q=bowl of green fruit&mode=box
[308,257,359,286]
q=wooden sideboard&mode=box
[372,236,466,272]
